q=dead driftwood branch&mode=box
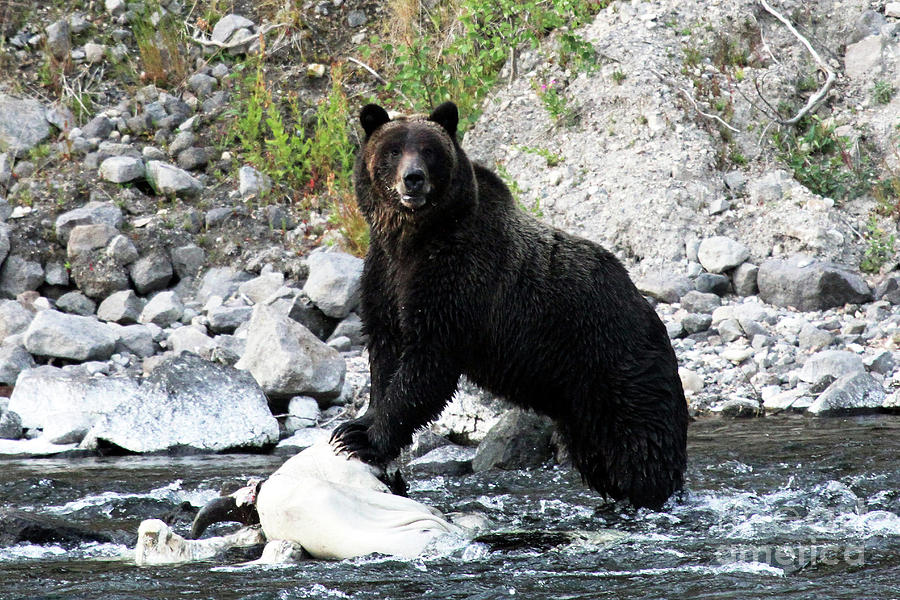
[759,0,836,125]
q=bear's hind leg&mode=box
[563,385,688,510]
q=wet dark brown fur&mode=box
[332,102,688,510]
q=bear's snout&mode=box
[403,170,426,193]
[396,155,431,209]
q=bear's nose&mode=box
[403,170,426,193]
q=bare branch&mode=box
[345,57,416,109]
[649,69,740,133]
[759,0,836,125]
[187,22,288,50]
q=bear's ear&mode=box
[428,102,458,138]
[360,104,391,138]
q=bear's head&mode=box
[357,102,474,224]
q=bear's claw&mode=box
[330,419,384,465]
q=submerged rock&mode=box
[0,509,111,547]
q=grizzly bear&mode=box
[332,102,688,510]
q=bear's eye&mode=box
[421,148,434,160]
[388,146,401,157]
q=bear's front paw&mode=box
[330,417,384,465]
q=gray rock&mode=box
[196,267,252,303]
[211,14,255,44]
[207,305,252,333]
[170,244,205,279]
[86,353,278,453]
[82,115,113,139]
[283,395,320,433]
[327,336,351,351]
[129,252,173,295]
[807,372,886,416]
[235,304,345,399]
[67,223,118,259]
[635,272,691,303]
[45,19,71,61]
[0,225,7,267]
[0,507,113,544]
[432,379,508,444]
[205,206,239,229]
[864,350,895,376]
[693,273,730,296]
[97,290,144,324]
[723,170,747,193]
[731,262,759,297]
[98,156,144,183]
[106,0,126,15]
[239,165,270,199]
[84,42,106,64]
[105,234,139,264]
[681,313,712,334]
[55,201,123,244]
[757,255,872,311]
[0,299,34,339]
[665,320,684,339]
[472,409,555,472]
[274,427,331,455]
[176,147,210,171]
[717,318,743,343]
[69,254,130,300]
[238,271,284,304]
[798,323,834,351]
[139,291,184,328]
[0,257,44,298]
[679,290,721,314]
[844,34,883,80]
[0,345,35,386]
[874,277,900,304]
[0,409,22,439]
[114,323,156,357]
[167,326,215,358]
[0,94,49,157]
[328,313,366,346]
[24,310,117,361]
[211,63,229,79]
[697,236,750,273]
[287,294,338,340]
[188,73,217,98]
[43,262,69,287]
[210,334,245,365]
[347,9,367,27]
[13,160,34,179]
[302,249,363,319]
[55,291,96,316]
[145,161,203,197]
[718,397,762,418]
[408,445,476,476]
[265,205,295,230]
[0,153,10,188]
[403,430,453,461]
[799,350,865,384]
[168,130,195,156]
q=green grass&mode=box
[873,80,896,105]
[772,117,875,202]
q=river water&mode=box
[1,416,899,600]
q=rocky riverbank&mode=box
[1,1,900,468]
